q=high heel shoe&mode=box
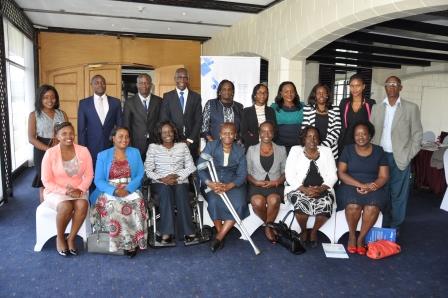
[357,246,367,255]
[210,238,224,252]
[347,245,357,254]
[69,249,79,256]
[57,249,69,257]
[125,249,137,259]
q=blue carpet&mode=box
[0,168,447,297]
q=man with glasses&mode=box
[123,73,162,159]
[370,76,423,234]
[160,68,202,161]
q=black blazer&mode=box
[160,89,202,155]
[240,105,277,150]
[123,93,162,158]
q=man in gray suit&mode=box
[160,68,202,161]
[370,76,422,230]
[123,74,162,159]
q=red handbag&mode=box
[367,240,401,259]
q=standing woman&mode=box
[338,74,376,153]
[302,83,341,159]
[41,122,93,256]
[28,85,68,202]
[240,84,277,150]
[270,81,304,153]
[201,80,244,142]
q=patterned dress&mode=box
[91,160,148,252]
[287,159,334,217]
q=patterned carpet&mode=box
[0,168,447,297]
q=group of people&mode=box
[29,68,423,257]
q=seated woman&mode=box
[197,122,249,252]
[41,122,93,256]
[144,121,197,244]
[246,121,286,243]
[336,122,389,255]
[285,126,337,248]
[90,127,147,258]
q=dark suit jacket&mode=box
[160,89,202,158]
[240,105,277,150]
[123,93,162,158]
[77,95,122,165]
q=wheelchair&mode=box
[143,175,212,247]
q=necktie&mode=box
[179,91,185,111]
[143,99,148,111]
[97,96,105,124]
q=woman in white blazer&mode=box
[285,126,338,247]
[246,121,287,243]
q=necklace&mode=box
[260,144,273,154]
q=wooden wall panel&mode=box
[39,32,202,93]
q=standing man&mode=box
[160,68,202,161]
[123,73,162,159]
[370,76,422,231]
[78,74,122,167]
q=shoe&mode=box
[57,249,69,257]
[161,235,173,245]
[125,249,137,259]
[69,249,79,256]
[309,240,318,248]
[184,234,200,245]
[347,245,357,254]
[210,238,224,252]
[357,246,367,255]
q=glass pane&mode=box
[6,20,24,65]
[8,64,27,170]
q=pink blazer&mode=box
[41,143,94,196]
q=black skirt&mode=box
[247,183,284,202]
[32,137,52,188]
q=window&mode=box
[3,19,35,171]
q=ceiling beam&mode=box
[372,19,448,37]
[40,27,210,42]
[313,49,431,67]
[326,41,448,61]
[111,0,284,14]
[307,56,402,69]
[344,32,448,52]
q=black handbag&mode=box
[268,210,306,255]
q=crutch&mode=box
[198,153,261,255]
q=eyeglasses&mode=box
[384,82,400,87]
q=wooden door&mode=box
[84,64,122,100]
[153,64,183,97]
[47,65,84,134]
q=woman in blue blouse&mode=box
[197,122,249,252]
[90,127,147,258]
[270,81,304,153]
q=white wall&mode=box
[371,63,448,138]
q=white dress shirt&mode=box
[176,87,189,114]
[138,93,151,110]
[94,93,109,125]
[380,97,401,153]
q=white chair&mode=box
[440,149,448,212]
[333,209,383,244]
[34,203,90,252]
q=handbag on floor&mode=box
[87,230,124,255]
[268,210,306,255]
[367,240,401,259]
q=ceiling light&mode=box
[181,12,187,16]
[167,27,171,31]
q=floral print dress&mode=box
[91,160,148,252]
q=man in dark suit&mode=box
[78,74,122,167]
[123,73,162,159]
[160,68,202,161]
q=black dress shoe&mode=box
[125,249,137,259]
[69,248,79,256]
[57,249,69,257]
[184,234,199,243]
[309,240,318,248]
[210,238,224,252]
[161,236,173,245]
